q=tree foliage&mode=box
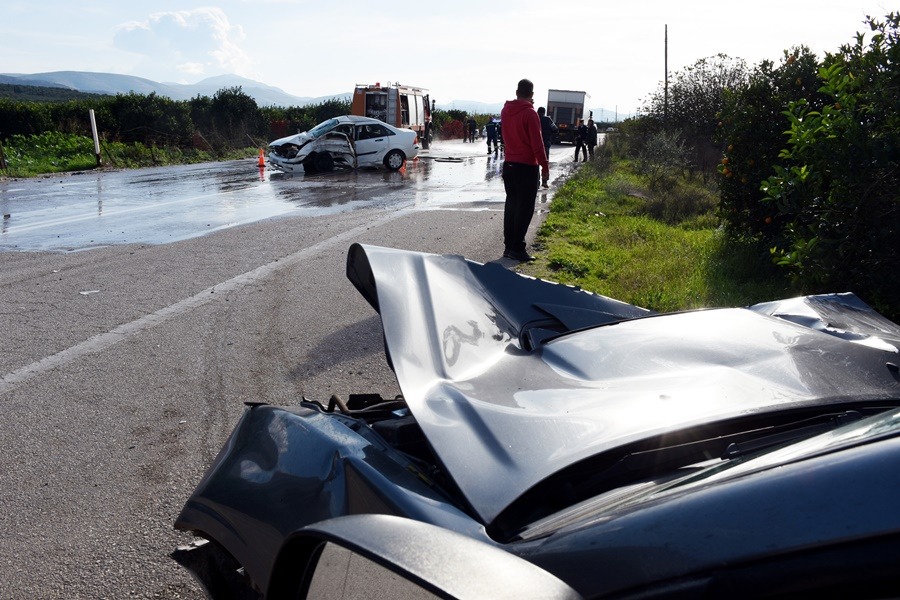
[0,86,350,153]
[641,54,749,177]
[716,46,824,239]
[0,99,53,137]
[756,13,900,314]
[105,92,194,146]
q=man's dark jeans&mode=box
[502,162,539,254]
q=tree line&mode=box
[0,86,352,153]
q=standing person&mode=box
[500,78,550,262]
[485,117,499,154]
[574,119,588,162]
[467,117,477,143]
[537,106,558,163]
[586,118,598,160]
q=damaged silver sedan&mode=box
[175,244,900,599]
[267,115,419,174]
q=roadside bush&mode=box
[641,185,718,226]
[107,92,194,146]
[3,132,96,174]
[440,119,464,140]
[634,130,691,192]
[0,99,53,138]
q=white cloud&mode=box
[113,8,251,80]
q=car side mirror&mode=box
[266,514,582,600]
[306,542,438,599]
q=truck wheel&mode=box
[383,149,405,171]
[314,152,334,172]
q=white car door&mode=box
[354,123,392,167]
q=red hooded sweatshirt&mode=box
[500,99,549,168]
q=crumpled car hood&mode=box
[269,132,312,148]
[347,244,900,524]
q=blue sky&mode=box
[3,1,891,115]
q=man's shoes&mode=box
[505,250,536,262]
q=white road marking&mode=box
[0,210,407,395]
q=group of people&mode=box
[463,116,505,155]
[574,118,598,162]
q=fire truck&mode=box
[351,83,434,149]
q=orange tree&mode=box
[716,46,823,241]
[759,13,900,318]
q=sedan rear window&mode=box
[357,124,393,140]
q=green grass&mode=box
[1,132,256,177]
[523,159,793,312]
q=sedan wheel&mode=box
[383,149,406,171]
[314,152,335,172]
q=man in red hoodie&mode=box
[500,78,550,262]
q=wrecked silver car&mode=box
[175,244,900,599]
[267,115,419,174]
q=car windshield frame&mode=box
[309,118,340,138]
[515,405,900,541]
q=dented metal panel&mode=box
[348,244,900,523]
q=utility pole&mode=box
[664,24,669,123]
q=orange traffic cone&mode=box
[257,148,265,167]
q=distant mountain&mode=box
[0,71,628,119]
[0,74,72,89]
[0,71,346,107]
[438,100,504,115]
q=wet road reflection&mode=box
[0,140,567,252]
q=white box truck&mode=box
[546,90,591,144]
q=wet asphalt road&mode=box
[0,141,573,599]
[0,140,558,252]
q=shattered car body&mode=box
[267,115,419,174]
[175,244,900,599]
